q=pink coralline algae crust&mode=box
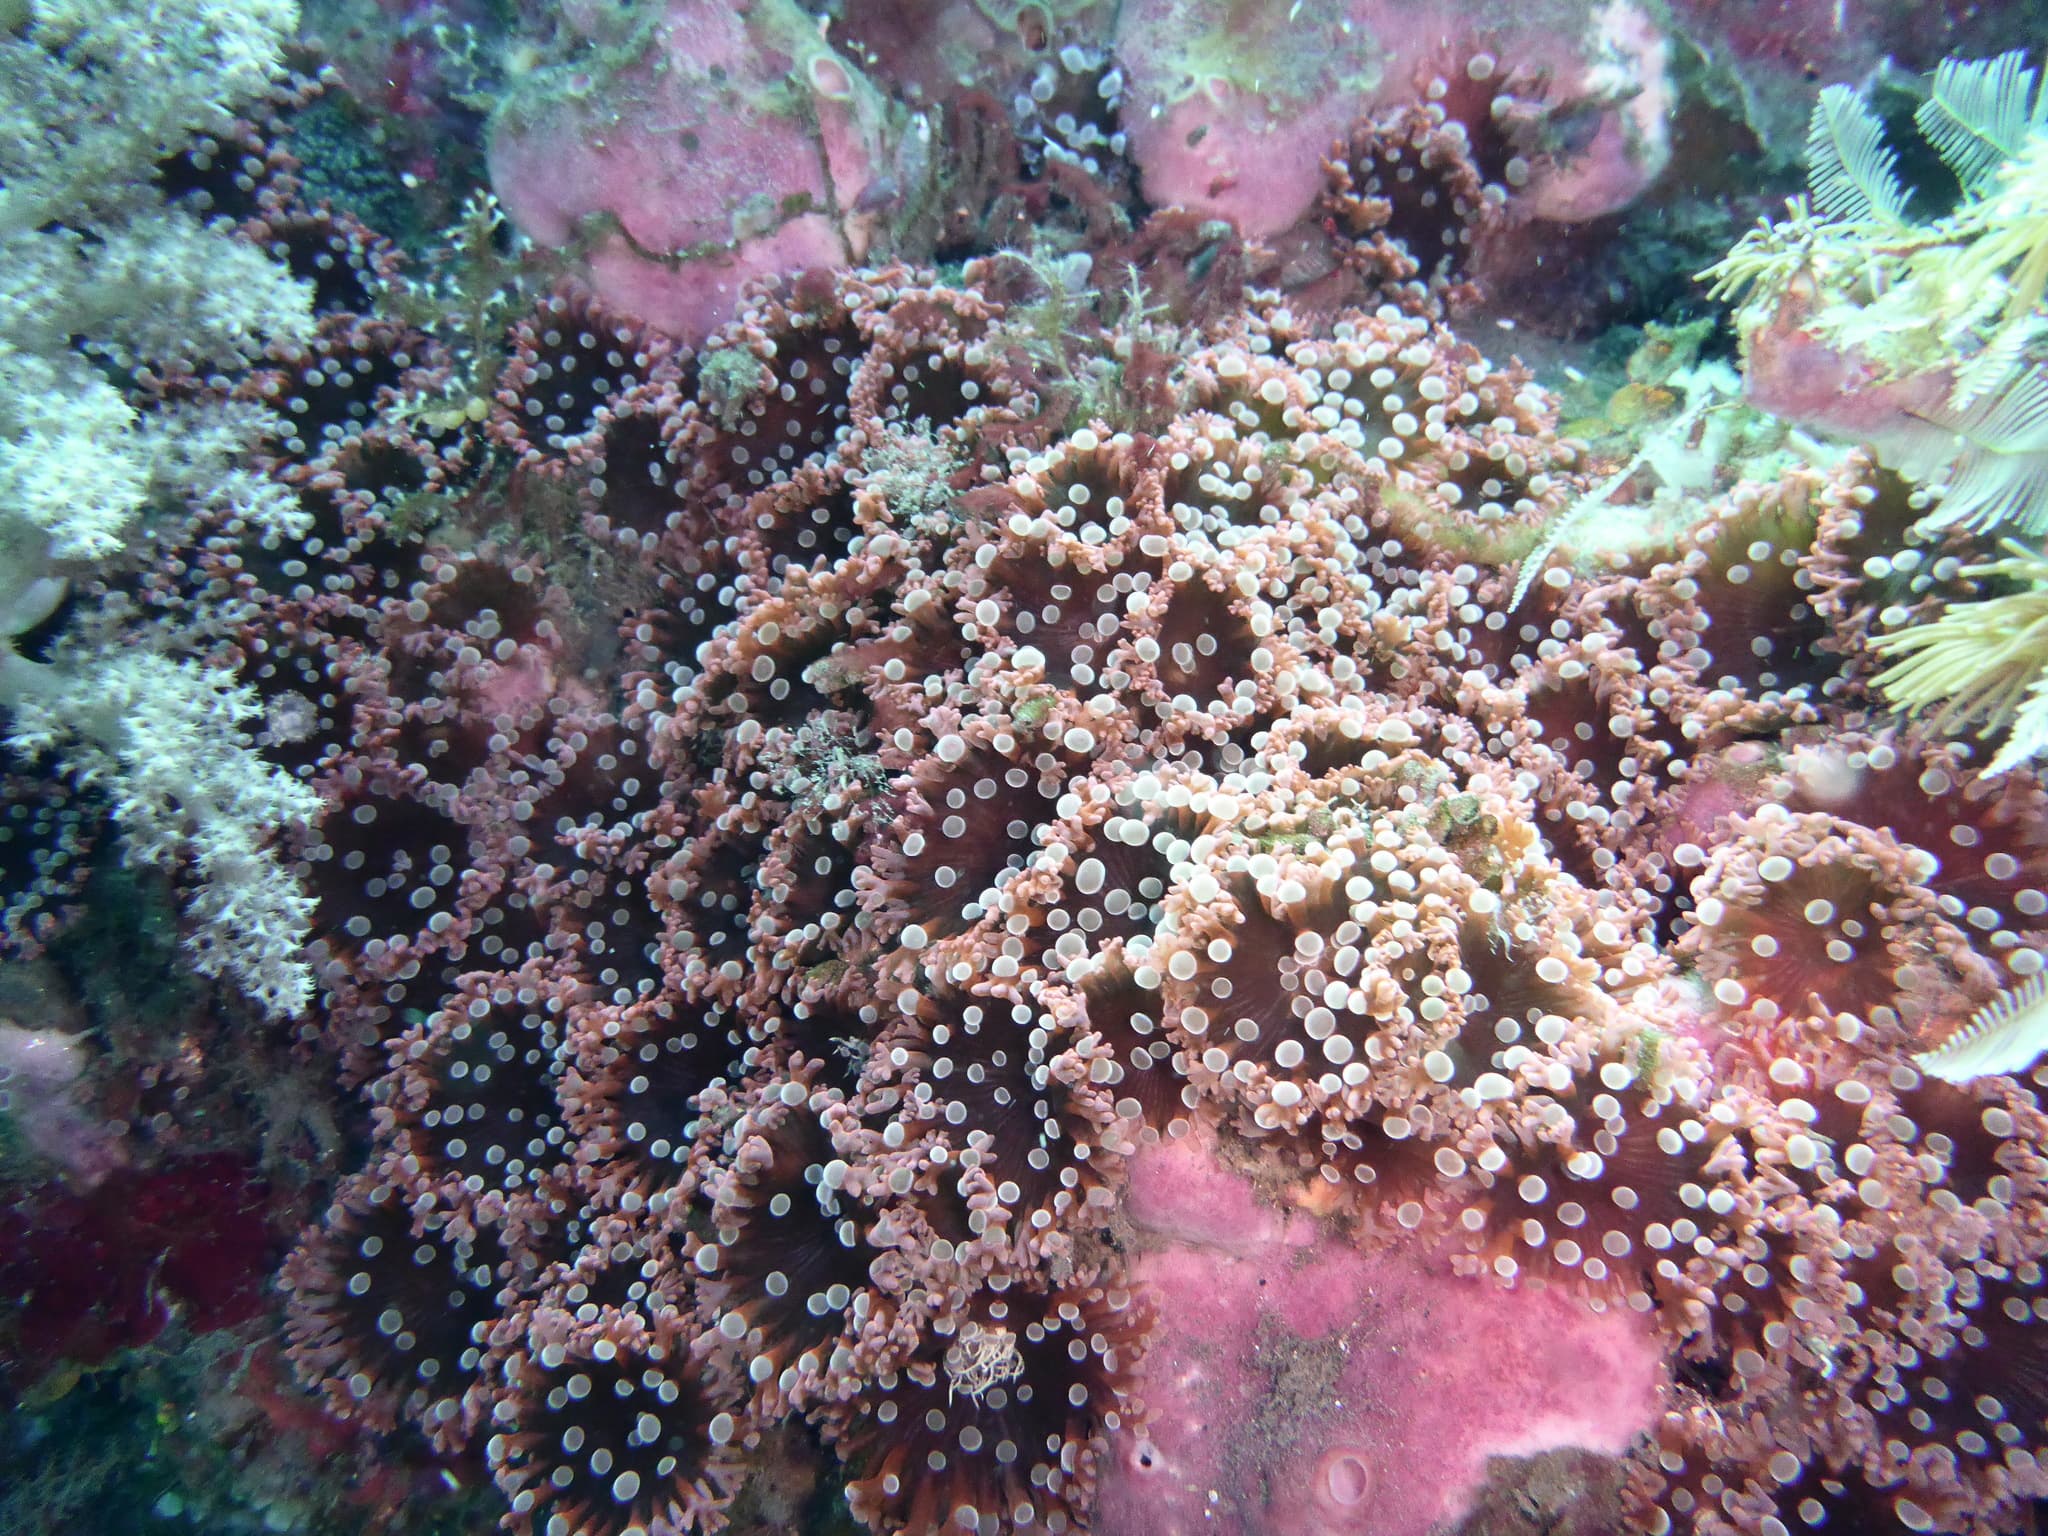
[1111,0,1672,238]
[484,0,1680,343]
[63,205,2048,1536]
[1097,1128,1665,1536]
[1734,290,1961,448]
[488,0,901,341]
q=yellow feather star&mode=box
[1867,541,2048,772]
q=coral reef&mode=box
[482,0,1691,342]
[10,5,2048,1536]
[177,239,2040,1536]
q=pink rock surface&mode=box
[1741,289,1955,443]
[1112,0,1394,237]
[1098,1127,1667,1536]
[1113,0,1672,237]
[488,0,896,339]
[1508,0,1673,223]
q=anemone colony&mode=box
[7,13,2048,1536]
[182,184,2044,1536]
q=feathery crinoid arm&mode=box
[1868,538,2048,773]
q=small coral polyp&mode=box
[250,260,2048,1536]
[488,1301,741,1536]
[823,1281,1150,1536]
[282,1166,510,1451]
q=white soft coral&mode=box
[0,0,321,1015]
[5,651,323,1014]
